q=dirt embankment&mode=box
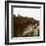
[13,15,39,37]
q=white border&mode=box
[9,3,44,43]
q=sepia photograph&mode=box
[12,8,40,37]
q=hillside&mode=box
[13,14,39,37]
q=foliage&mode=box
[13,14,39,37]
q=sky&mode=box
[13,8,40,20]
